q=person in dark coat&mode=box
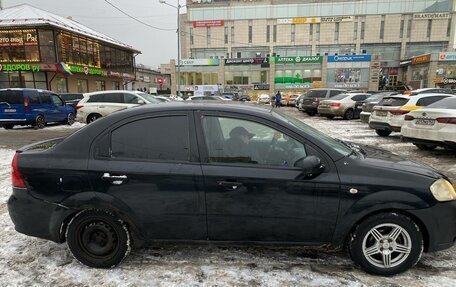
[275,91,282,108]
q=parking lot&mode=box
[0,107,455,286]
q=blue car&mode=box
[0,88,76,129]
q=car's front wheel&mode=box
[66,210,131,268]
[34,115,45,129]
[349,212,423,276]
[2,124,14,129]
[376,129,391,137]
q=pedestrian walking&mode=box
[275,91,282,108]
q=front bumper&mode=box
[408,200,456,252]
[369,121,401,132]
[7,188,74,243]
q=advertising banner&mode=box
[225,58,269,65]
[327,55,371,62]
[179,59,220,66]
[439,52,456,61]
[413,13,450,20]
[193,20,224,27]
[270,56,322,64]
[411,54,431,65]
[277,16,353,24]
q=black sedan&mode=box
[8,102,456,276]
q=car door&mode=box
[352,94,369,117]
[195,112,340,243]
[49,93,66,121]
[87,112,207,240]
[39,92,55,122]
[99,92,125,116]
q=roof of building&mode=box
[0,4,140,53]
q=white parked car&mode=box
[369,93,453,137]
[76,90,161,123]
[401,97,456,150]
[257,94,270,104]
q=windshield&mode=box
[426,97,456,109]
[273,109,352,157]
[137,92,161,103]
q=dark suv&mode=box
[0,88,76,129]
[299,89,346,115]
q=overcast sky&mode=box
[3,0,181,68]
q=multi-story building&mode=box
[0,4,139,93]
[131,64,171,94]
[171,0,456,96]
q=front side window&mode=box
[111,116,190,161]
[50,94,64,106]
[124,93,140,104]
[202,116,306,168]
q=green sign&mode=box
[67,65,107,76]
[0,63,40,72]
[270,56,322,64]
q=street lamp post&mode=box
[159,0,183,98]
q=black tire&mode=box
[376,129,392,137]
[414,143,437,151]
[2,124,14,129]
[306,111,316,116]
[344,109,355,120]
[348,212,423,276]
[326,115,335,119]
[87,113,101,124]
[67,113,75,125]
[34,115,45,129]
[66,210,131,268]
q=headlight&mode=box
[430,179,456,201]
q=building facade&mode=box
[0,5,139,93]
[171,0,456,95]
[132,64,171,94]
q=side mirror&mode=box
[296,155,325,177]
[137,99,145,105]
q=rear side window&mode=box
[28,91,40,104]
[103,93,123,103]
[40,93,52,104]
[111,116,190,161]
[352,94,368,101]
[427,97,456,109]
[329,90,344,97]
[416,96,449,106]
[0,90,23,104]
[87,94,104,103]
[378,97,408,107]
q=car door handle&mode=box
[217,181,243,191]
[101,173,127,185]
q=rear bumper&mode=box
[402,136,456,149]
[318,107,345,117]
[369,121,401,132]
[7,188,74,243]
[407,201,456,252]
[302,106,318,114]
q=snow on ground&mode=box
[3,122,86,131]
[1,110,456,286]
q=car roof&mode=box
[84,90,139,96]
[409,93,454,98]
[0,88,53,93]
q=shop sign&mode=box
[312,81,323,89]
[123,73,135,80]
[179,59,220,66]
[193,20,224,27]
[411,54,431,65]
[253,84,270,90]
[271,56,322,64]
[108,71,122,78]
[0,30,38,46]
[413,13,450,20]
[439,52,456,61]
[277,16,352,24]
[443,78,456,85]
[68,65,107,76]
[329,82,365,89]
[225,58,269,65]
[328,55,371,62]
[275,83,312,89]
[0,63,40,72]
[400,60,412,66]
[321,16,353,23]
[433,77,444,84]
[144,76,151,83]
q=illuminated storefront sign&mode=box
[0,29,38,46]
[271,56,322,64]
[0,63,40,72]
[193,20,224,27]
[328,55,371,62]
[411,54,431,65]
[439,52,456,61]
[179,59,220,66]
[277,16,353,24]
[225,58,269,65]
[67,64,107,76]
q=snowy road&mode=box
[0,108,455,286]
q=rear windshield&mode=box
[306,90,327,98]
[426,97,456,109]
[0,90,23,104]
[330,94,350,100]
[60,94,83,101]
[378,97,409,107]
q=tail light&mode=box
[76,105,84,110]
[404,115,415,121]
[24,97,29,112]
[330,102,341,107]
[389,110,410,115]
[436,117,456,124]
[12,153,26,188]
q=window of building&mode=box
[380,17,385,40]
[273,25,277,42]
[316,23,320,41]
[95,80,106,91]
[38,30,56,63]
[310,23,313,41]
[231,26,235,43]
[316,45,355,55]
[190,27,194,45]
[335,23,339,41]
[275,65,321,84]
[224,67,269,85]
[407,19,412,38]
[112,81,120,90]
[274,46,311,57]
[0,71,47,89]
[427,20,432,38]
[0,29,39,63]
[56,78,68,93]
[266,25,270,43]
[400,20,404,39]
[111,116,190,162]
[224,27,228,44]
[405,42,447,58]
[248,21,253,44]
[291,24,296,43]
[207,27,211,46]
[360,21,365,40]
[77,79,88,93]
[447,19,452,37]
[361,44,401,61]
[353,22,358,40]
[236,52,241,58]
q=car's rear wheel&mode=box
[2,124,14,129]
[344,109,355,120]
[349,212,423,276]
[67,113,75,125]
[414,143,437,151]
[326,115,335,119]
[66,210,131,268]
[376,129,391,137]
[34,115,45,129]
[87,113,101,124]
[306,111,316,116]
